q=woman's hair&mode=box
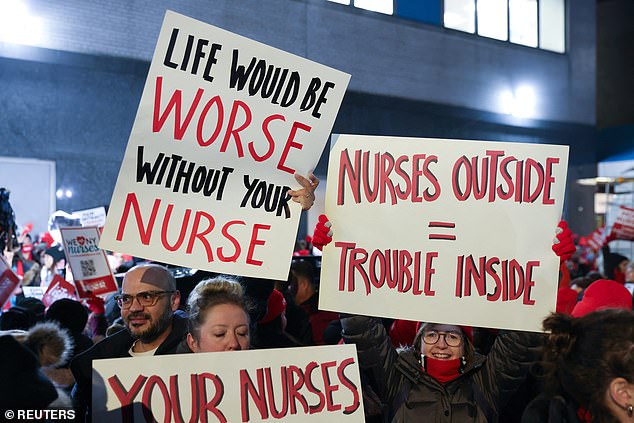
[413,323,474,366]
[186,276,250,342]
[541,309,634,422]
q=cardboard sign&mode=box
[319,135,569,332]
[609,206,634,241]
[100,11,350,280]
[74,207,107,228]
[61,227,118,298]
[22,286,45,300]
[92,344,364,422]
[41,274,79,307]
[0,255,20,308]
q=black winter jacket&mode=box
[341,316,543,423]
[521,394,585,423]
[70,314,188,422]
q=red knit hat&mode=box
[389,319,418,347]
[571,279,633,318]
[258,289,287,324]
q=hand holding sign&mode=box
[312,214,333,250]
[288,173,320,210]
[317,216,573,263]
[551,220,575,263]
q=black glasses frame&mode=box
[114,290,176,309]
[422,330,463,347]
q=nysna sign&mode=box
[61,227,117,298]
[100,11,350,280]
[92,345,364,422]
[319,135,569,332]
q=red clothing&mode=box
[300,294,338,345]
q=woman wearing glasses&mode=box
[314,216,574,422]
[341,316,542,422]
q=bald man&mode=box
[70,264,187,421]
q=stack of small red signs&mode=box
[609,206,634,241]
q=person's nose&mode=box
[227,333,241,351]
[128,296,144,312]
[436,335,449,348]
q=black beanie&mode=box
[46,298,89,333]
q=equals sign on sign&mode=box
[428,221,456,241]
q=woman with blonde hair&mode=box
[184,276,251,353]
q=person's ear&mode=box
[171,290,181,311]
[186,333,199,353]
[608,377,634,414]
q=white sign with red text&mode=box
[92,344,364,423]
[61,227,117,298]
[319,135,569,332]
[41,274,79,307]
[99,11,350,280]
[74,207,107,228]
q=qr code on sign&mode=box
[80,259,97,277]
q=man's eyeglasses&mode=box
[114,291,176,309]
[422,330,463,347]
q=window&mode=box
[444,0,475,33]
[354,0,393,14]
[397,0,442,25]
[539,0,566,53]
[328,0,393,14]
[510,0,538,47]
[477,0,508,41]
[326,0,566,53]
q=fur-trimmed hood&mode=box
[0,321,73,367]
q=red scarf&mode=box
[577,405,592,423]
[423,357,461,383]
[614,270,626,284]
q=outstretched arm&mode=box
[288,173,319,211]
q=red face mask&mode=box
[422,356,462,383]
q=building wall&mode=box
[0,0,598,235]
[7,0,595,124]
[597,0,634,129]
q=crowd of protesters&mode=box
[1,185,634,422]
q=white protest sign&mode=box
[319,135,569,332]
[100,11,350,280]
[92,344,364,423]
[22,286,45,300]
[74,207,107,228]
[61,227,118,298]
